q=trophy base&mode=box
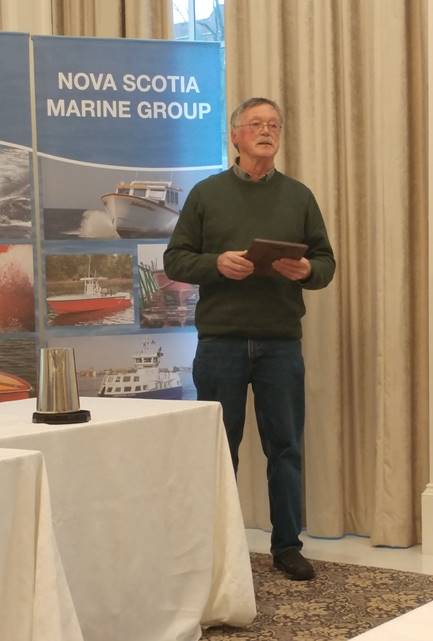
[32,409,91,425]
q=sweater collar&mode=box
[232,157,275,183]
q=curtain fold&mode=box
[124,0,173,39]
[229,0,428,547]
[0,0,173,38]
[0,0,53,33]
[51,0,173,38]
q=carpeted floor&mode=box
[202,553,433,641]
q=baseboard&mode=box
[421,483,433,554]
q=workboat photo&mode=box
[101,180,181,238]
[98,337,183,400]
[45,253,134,326]
[0,338,37,402]
[137,243,197,328]
[47,275,131,315]
[47,332,197,400]
[39,158,214,241]
[0,371,32,401]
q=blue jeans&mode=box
[193,337,305,556]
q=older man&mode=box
[164,97,335,581]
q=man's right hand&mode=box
[217,250,254,280]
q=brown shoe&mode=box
[273,549,316,581]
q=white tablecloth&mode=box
[0,448,83,641]
[0,397,256,641]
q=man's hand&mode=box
[272,257,312,281]
[217,250,254,280]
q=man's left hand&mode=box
[272,257,312,281]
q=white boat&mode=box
[98,338,183,400]
[101,180,181,238]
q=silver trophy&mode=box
[33,347,90,424]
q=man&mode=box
[164,97,335,581]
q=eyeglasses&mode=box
[235,120,282,134]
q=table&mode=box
[349,600,433,640]
[0,397,256,641]
[0,448,83,641]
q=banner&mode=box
[0,33,37,401]
[0,33,32,149]
[33,36,221,167]
[0,32,33,241]
[32,35,223,401]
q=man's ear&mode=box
[230,128,239,151]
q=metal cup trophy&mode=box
[32,347,91,424]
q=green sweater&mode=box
[164,168,335,339]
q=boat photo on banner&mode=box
[0,32,38,401]
[45,253,134,326]
[48,332,197,400]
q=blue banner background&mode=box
[33,36,222,167]
[0,33,32,148]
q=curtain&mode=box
[0,0,173,38]
[52,0,173,38]
[227,0,428,547]
[0,0,53,33]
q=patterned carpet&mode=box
[202,553,433,641]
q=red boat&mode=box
[47,276,131,315]
[0,371,32,401]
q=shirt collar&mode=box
[232,157,275,183]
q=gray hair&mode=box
[230,97,283,129]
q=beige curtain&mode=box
[0,0,53,33]
[0,0,173,38]
[52,0,173,38]
[227,0,428,547]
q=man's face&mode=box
[231,104,282,162]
